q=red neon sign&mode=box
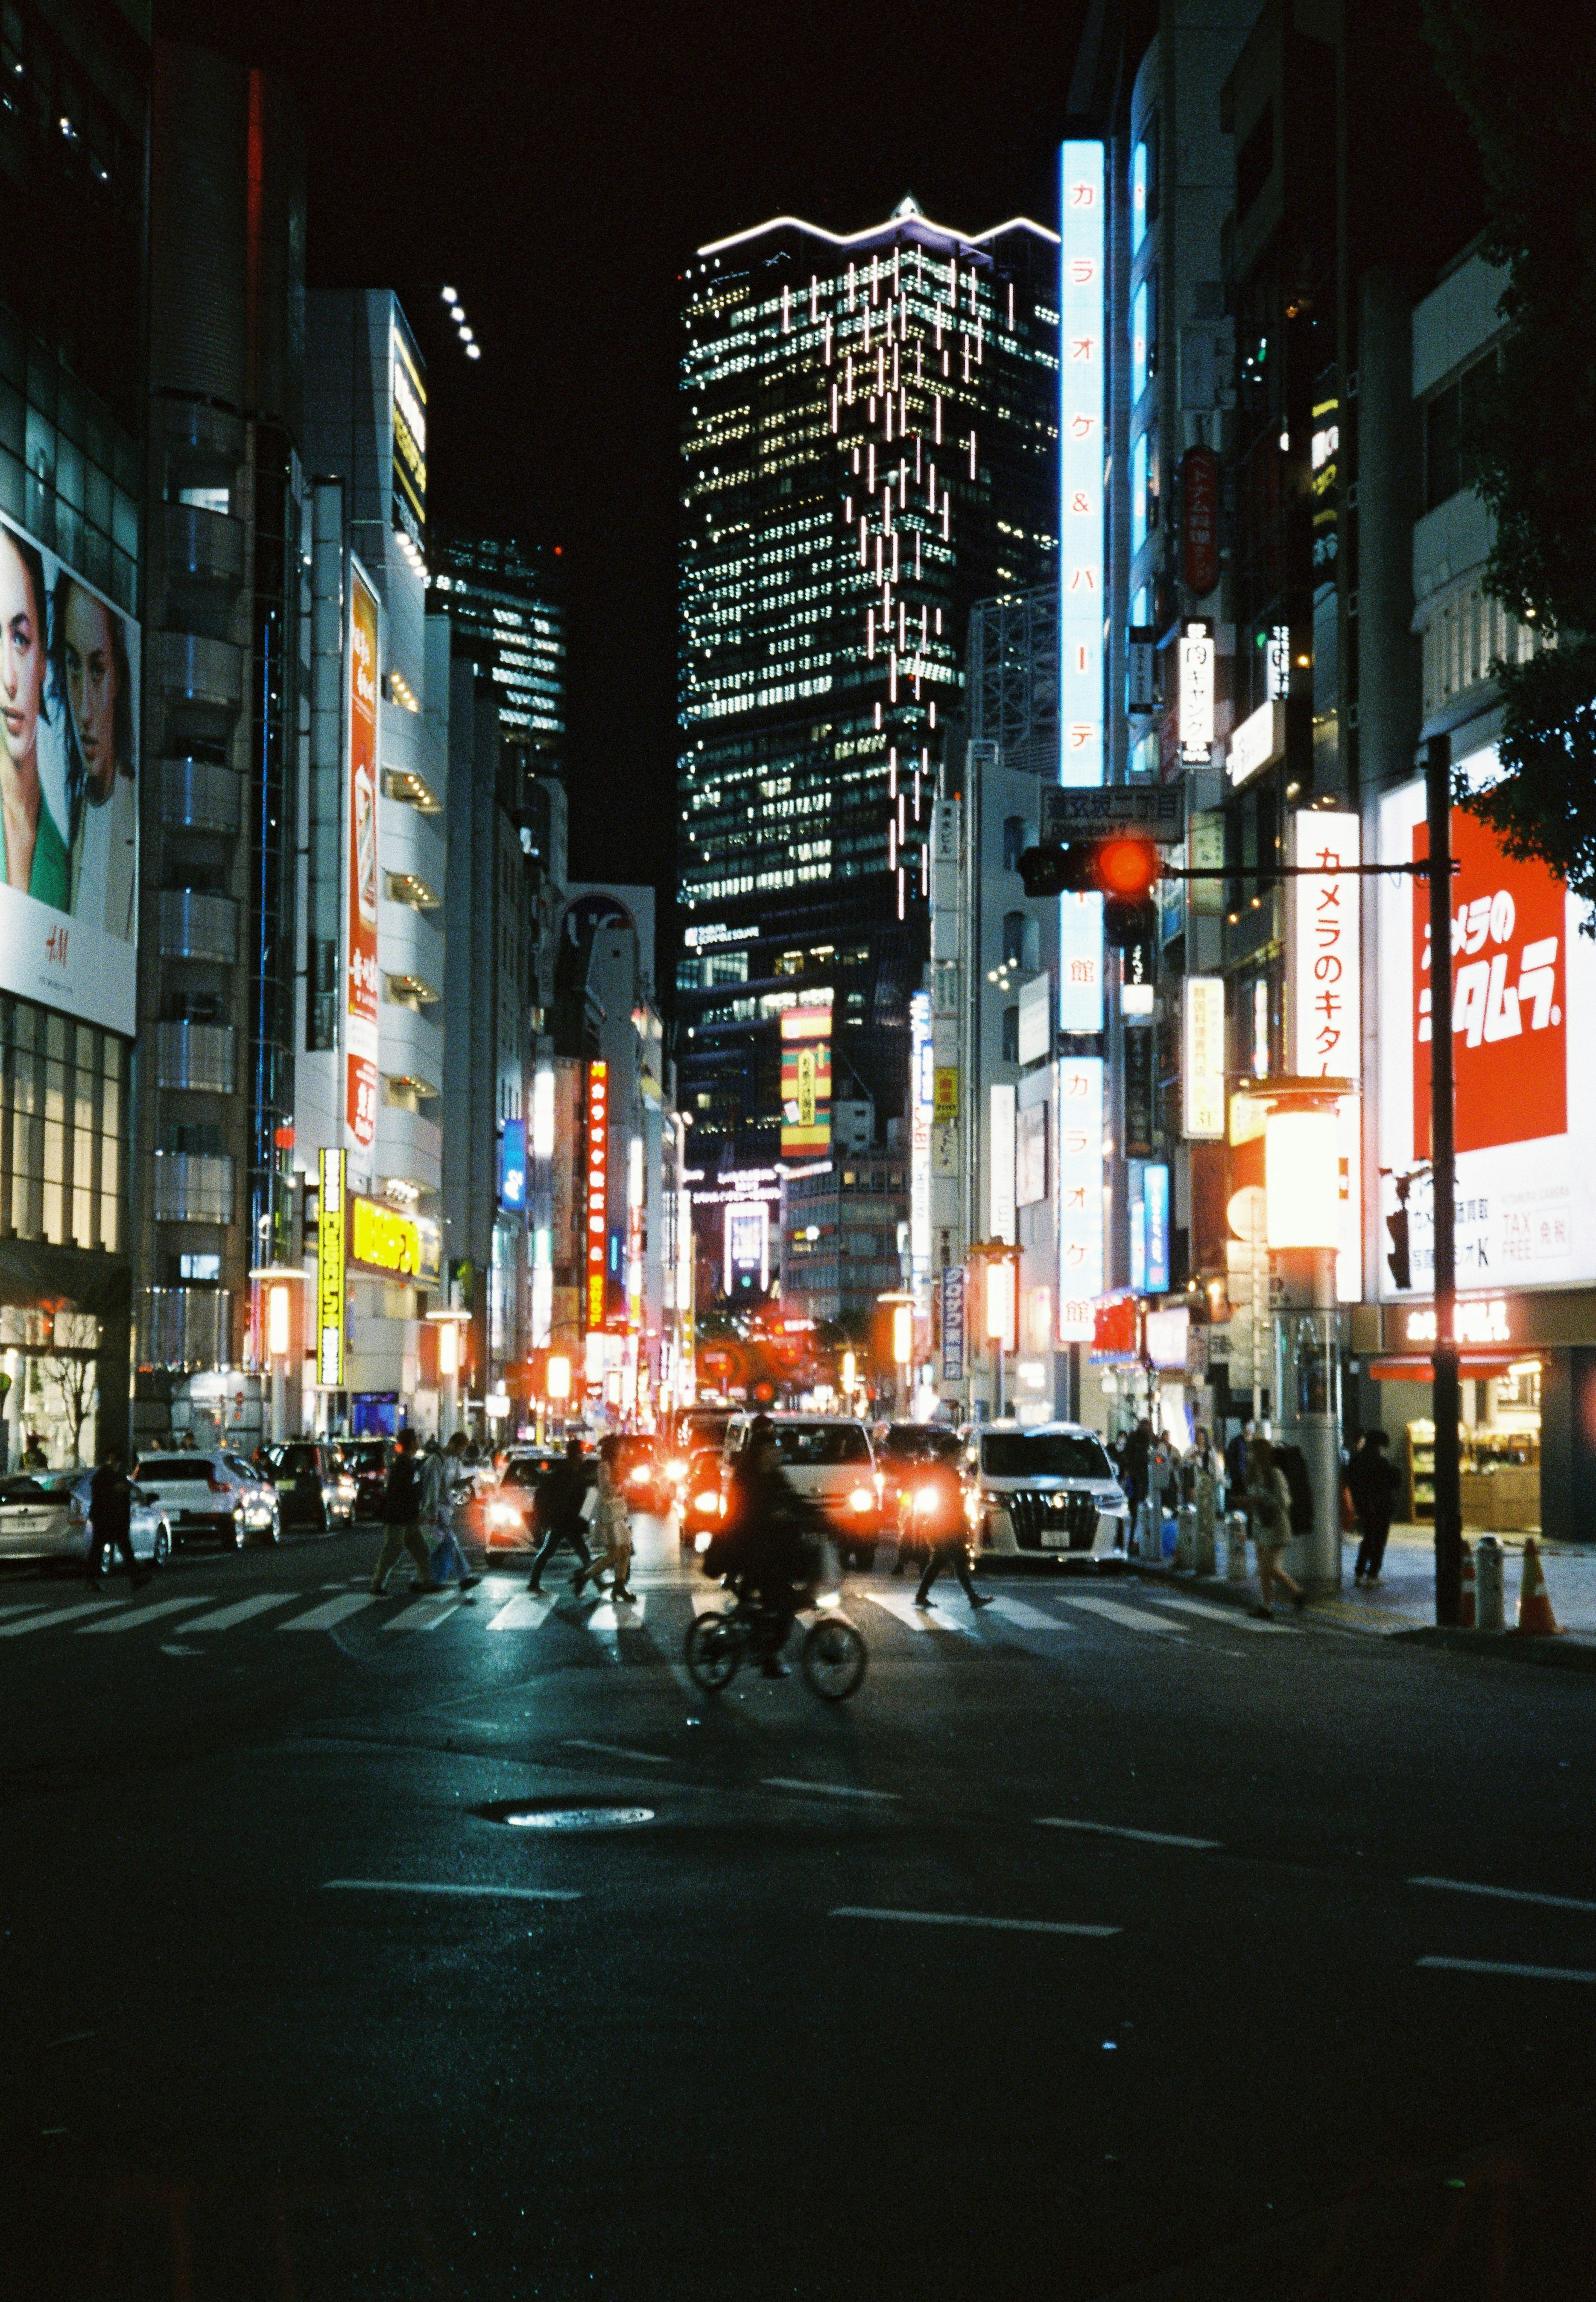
[586,1061,608,1330]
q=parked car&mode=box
[724,1412,883,1569]
[965,1422,1130,1567]
[0,1469,171,1575]
[132,1451,280,1549]
[339,1438,393,1522]
[261,1441,355,1534]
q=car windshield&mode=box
[616,1439,657,1470]
[135,1458,215,1480]
[680,1415,730,1451]
[879,1426,962,1463]
[280,1445,320,1474]
[0,1475,59,1502]
[343,1445,388,1471]
[501,1458,548,1488]
[980,1433,1115,1481]
[759,1423,870,1467]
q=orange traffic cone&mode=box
[1514,1537,1560,1636]
[1459,1540,1475,1630]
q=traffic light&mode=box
[1386,1205,1411,1291]
[1018,833,1160,948]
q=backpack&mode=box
[1273,1443,1315,1537]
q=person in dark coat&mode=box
[911,1455,991,1613]
[1121,1417,1153,1525]
[1347,1429,1402,1584]
[1224,1417,1255,1503]
[525,1436,595,1594]
[86,1446,145,1589]
[369,1429,438,1594]
[719,1416,817,1676]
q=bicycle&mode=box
[684,1589,867,1702]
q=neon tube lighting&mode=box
[695,211,1057,258]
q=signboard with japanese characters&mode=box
[1055,1056,1103,1342]
[1059,139,1103,791]
[1379,757,1596,1296]
[1286,809,1361,1299]
[345,563,380,1159]
[1177,620,1215,765]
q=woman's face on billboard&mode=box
[62,584,118,795]
[0,535,43,775]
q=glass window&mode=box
[1131,281,1148,403]
[980,1432,1113,1480]
[1131,140,1148,256]
[1130,431,1148,555]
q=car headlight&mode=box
[848,1487,873,1513]
[627,1465,650,1485]
[692,1490,719,1514]
[488,1501,520,1528]
[912,1486,938,1517]
[667,1458,688,1482]
[694,1530,712,1553]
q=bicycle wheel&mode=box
[800,1615,867,1702]
[685,1610,741,1692]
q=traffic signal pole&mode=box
[1426,735,1463,1627]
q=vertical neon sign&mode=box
[585,1062,608,1331]
[1058,141,1106,1340]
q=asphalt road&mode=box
[2,1511,1594,2302]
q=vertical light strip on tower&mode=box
[1057,140,1106,1342]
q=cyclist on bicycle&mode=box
[718,1414,820,1678]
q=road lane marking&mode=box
[0,1600,51,1622]
[187,1594,300,1632]
[1409,1875,1596,1916]
[1037,1816,1222,1850]
[832,1907,1118,1938]
[586,1596,648,1631]
[384,1596,462,1633]
[1418,1957,1596,1984]
[1148,1592,1297,1634]
[322,1879,581,1905]
[864,1590,979,1637]
[488,1593,554,1631]
[76,1596,209,1635]
[0,1599,121,1635]
[279,1594,379,1631]
[763,1776,901,1802]
[985,1596,1074,1630]
[1059,1594,1183,1638]
[564,1738,670,1766]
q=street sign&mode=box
[1041,783,1186,846]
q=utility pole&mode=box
[1426,735,1463,1626]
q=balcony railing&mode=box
[137,1285,232,1372]
[155,1021,235,1094]
[158,890,238,963]
[152,1151,234,1224]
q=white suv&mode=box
[967,1422,1129,1567]
[133,1451,280,1549]
[724,1413,883,1568]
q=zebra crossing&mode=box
[0,1572,1296,1656]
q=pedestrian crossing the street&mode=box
[0,1574,1304,1659]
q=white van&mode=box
[967,1422,1129,1566]
[724,1413,883,1568]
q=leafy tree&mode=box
[1423,2,1596,908]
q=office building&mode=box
[133,39,306,1451]
[0,0,148,1466]
[676,196,1061,1232]
[429,533,566,793]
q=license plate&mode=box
[1040,1527,1074,1548]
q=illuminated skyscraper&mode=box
[429,534,565,790]
[677,198,1060,1178]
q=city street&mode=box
[3,1513,1594,2301]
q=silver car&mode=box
[0,1469,172,1574]
[133,1451,280,1549]
[967,1422,1130,1566]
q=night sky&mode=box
[166,0,1089,965]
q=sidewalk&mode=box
[1135,1523,1596,1653]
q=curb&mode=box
[1393,1625,1596,1673]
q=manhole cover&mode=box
[479,1802,655,1831]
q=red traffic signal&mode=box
[1017,834,1162,906]
[1093,835,1160,901]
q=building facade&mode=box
[676,197,1061,1254]
[430,533,565,791]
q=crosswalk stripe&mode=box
[488,1592,554,1631]
[0,1599,51,1621]
[384,1596,462,1633]
[0,1598,121,1635]
[1060,1593,1182,1637]
[586,1596,648,1632]
[76,1596,209,1636]
[186,1593,299,1632]
[986,1596,1073,1631]
[1147,1591,1296,1634]
[279,1594,379,1632]
[864,1590,978,1637]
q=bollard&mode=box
[1194,1503,1217,1578]
[1225,1509,1249,1583]
[1175,1504,1197,1572]
[1134,1500,1158,1561]
[1475,1534,1505,1633]
[1459,1538,1475,1629]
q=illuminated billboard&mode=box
[780,1007,831,1160]
[585,1061,609,1329]
[1378,759,1596,1296]
[1056,1056,1104,1341]
[0,507,138,1034]
[346,565,380,1157]
[391,311,427,557]
[1059,140,1104,790]
[317,1150,345,1387]
[347,1193,422,1278]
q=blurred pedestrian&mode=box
[1348,1428,1401,1584]
[912,1455,991,1613]
[21,1431,48,1470]
[525,1436,595,1594]
[419,1435,480,1596]
[86,1445,145,1591]
[1224,1417,1254,1498]
[370,1429,438,1595]
[572,1435,634,1602]
[1246,1435,1305,1618]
